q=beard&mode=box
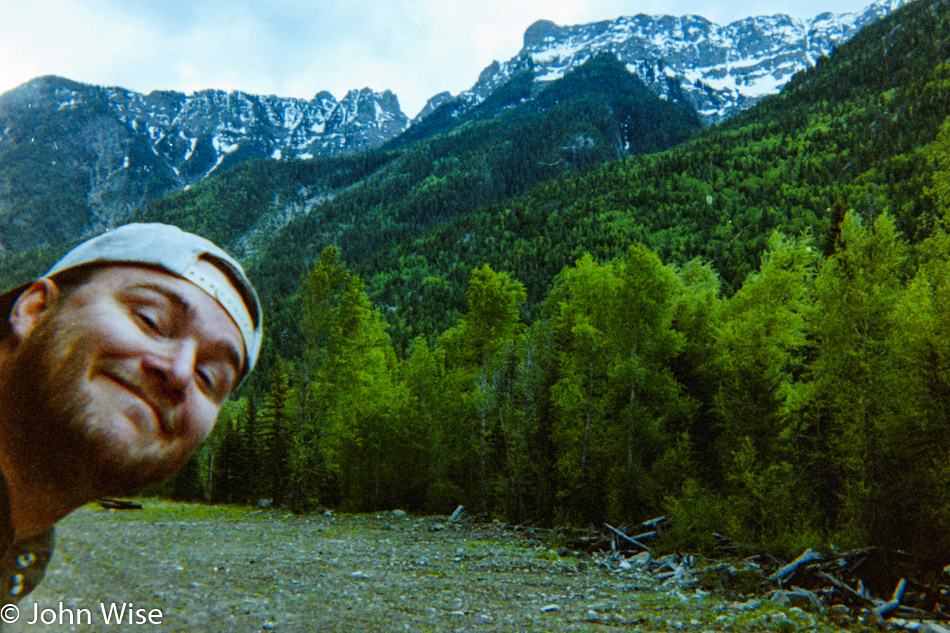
[0,307,177,499]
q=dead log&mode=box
[97,498,143,510]
[893,605,934,619]
[816,571,876,609]
[769,548,824,583]
[604,523,652,552]
[630,531,658,540]
[872,578,907,618]
[641,516,667,529]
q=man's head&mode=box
[0,224,261,517]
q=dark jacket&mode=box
[0,475,54,607]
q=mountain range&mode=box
[0,78,407,254]
[449,0,910,124]
[0,0,913,257]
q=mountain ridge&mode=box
[0,0,910,256]
[0,75,408,252]
[423,0,912,125]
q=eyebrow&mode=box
[126,282,245,384]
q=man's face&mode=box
[2,264,245,495]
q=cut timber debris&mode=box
[538,517,950,628]
[769,548,824,583]
[873,578,907,618]
[605,523,652,552]
[761,547,949,628]
[600,517,666,554]
[97,498,143,510]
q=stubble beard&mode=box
[0,309,162,500]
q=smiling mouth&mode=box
[103,373,175,435]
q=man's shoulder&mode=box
[0,474,55,606]
[0,528,55,605]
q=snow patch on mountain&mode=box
[420,0,911,125]
[103,85,409,188]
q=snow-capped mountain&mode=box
[420,0,911,125]
[101,82,407,182]
[0,76,408,252]
[3,74,407,187]
[0,0,911,255]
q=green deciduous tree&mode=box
[606,245,690,519]
[402,336,450,511]
[879,227,950,563]
[451,264,527,510]
[545,249,693,523]
[546,254,615,521]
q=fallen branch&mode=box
[97,498,143,510]
[604,523,651,552]
[769,548,823,583]
[816,571,876,608]
[641,516,667,529]
[872,578,907,618]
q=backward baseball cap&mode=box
[0,223,262,383]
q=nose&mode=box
[143,339,197,401]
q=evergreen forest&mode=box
[6,0,949,572]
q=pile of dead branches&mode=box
[544,518,950,629]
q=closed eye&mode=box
[195,366,229,401]
[136,311,163,334]
[194,366,211,388]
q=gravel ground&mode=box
[7,501,851,632]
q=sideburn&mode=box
[0,304,156,500]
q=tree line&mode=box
[166,120,950,568]
[129,0,950,572]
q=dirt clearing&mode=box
[10,501,847,632]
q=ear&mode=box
[8,278,60,342]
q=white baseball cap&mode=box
[0,223,262,384]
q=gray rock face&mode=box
[409,91,455,126]
[429,0,911,125]
[102,82,408,180]
[0,76,408,252]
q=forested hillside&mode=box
[21,0,950,572]
[362,0,950,332]
[133,53,702,368]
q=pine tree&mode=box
[210,398,250,504]
[258,365,295,506]
[238,398,261,503]
[293,245,353,510]
[809,211,907,545]
[714,232,819,545]
[925,116,950,227]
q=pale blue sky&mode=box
[0,0,890,117]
